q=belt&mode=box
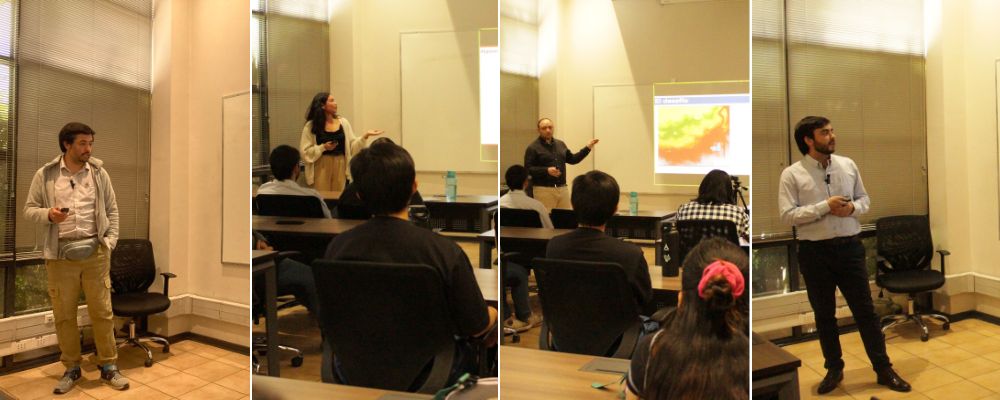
[800,235,860,246]
[535,183,566,188]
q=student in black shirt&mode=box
[545,170,654,316]
[337,138,425,219]
[626,237,748,400]
[324,141,497,383]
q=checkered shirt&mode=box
[675,201,749,240]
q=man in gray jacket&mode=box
[23,122,128,394]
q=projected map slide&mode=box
[654,94,750,175]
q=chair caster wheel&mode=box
[921,334,929,342]
[163,345,170,353]
[291,356,303,367]
[943,323,950,331]
[144,359,153,367]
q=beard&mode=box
[815,142,834,155]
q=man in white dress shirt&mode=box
[778,116,909,394]
[500,164,553,228]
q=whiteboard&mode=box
[400,31,496,173]
[222,91,251,265]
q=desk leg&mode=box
[479,240,494,269]
[265,263,280,377]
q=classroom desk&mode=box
[253,215,365,236]
[476,230,495,269]
[606,210,675,241]
[752,332,801,400]
[318,190,343,210]
[474,267,499,304]
[423,195,499,233]
[500,346,630,399]
[252,250,280,377]
[253,375,432,400]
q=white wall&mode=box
[926,0,1000,287]
[150,0,250,343]
[536,0,749,211]
[329,0,499,196]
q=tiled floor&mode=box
[0,340,250,400]
[782,318,1000,400]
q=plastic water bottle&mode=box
[445,171,457,201]
[629,191,638,216]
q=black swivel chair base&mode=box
[116,319,169,367]
[880,294,950,342]
[251,335,303,374]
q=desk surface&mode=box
[751,332,801,379]
[318,190,343,201]
[500,346,629,399]
[253,375,431,400]
[497,226,573,240]
[474,268,498,303]
[253,215,366,235]
[613,210,675,219]
[423,195,499,206]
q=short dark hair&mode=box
[58,122,95,153]
[268,145,300,181]
[571,170,620,226]
[696,169,734,205]
[505,165,529,189]
[350,141,415,215]
[793,116,830,155]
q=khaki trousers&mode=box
[46,245,117,368]
[312,154,348,191]
[533,186,571,210]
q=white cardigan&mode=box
[299,118,367,185]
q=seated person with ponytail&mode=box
[626,237,749,400]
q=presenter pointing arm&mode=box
[523,117,598,210]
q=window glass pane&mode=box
[752,244,790,296]
[0,0,10,58]
[15,263,50,314]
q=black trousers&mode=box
[798,236,891,371]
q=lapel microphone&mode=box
[824,174,830,185]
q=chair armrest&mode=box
[276,250,304,264]
[875,256,890,277]
[936,249,949,275]
[160,272,176,296]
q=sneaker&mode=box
[100,365,129,391]
[53,368,82,395]
[503,317,533,333]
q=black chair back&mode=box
[498,208,543,228]
[531,258,641,358]
[110,239,156,294]
[676,219,740,266]
[549,209,578,229]
[255,194,326,218]
[336,203,372,220]
[876,215,933,273]
[312,260,456,393]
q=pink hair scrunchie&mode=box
[697,260,745,300]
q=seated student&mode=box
[497,164,546,333]
[252,231,320,315]
[546,171,654,316]
[338,137,424,218]
[324,141,498,383]
[258,144,333,218]
[626,237,749,400]
[676,169,749,241]
[499,164,554,228]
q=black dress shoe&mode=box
[876,367,911,392]
[817,369,843,394]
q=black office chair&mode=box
[531,258,642,359]
[549,209,578,229]
[675,219,740,267]
[335,203,372,220]
[498,207,543,228]
[312,260,461,393]
[109,239,173,367]
[250,250,305,373]
[255,194,327,218]
[875,215,950,342]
